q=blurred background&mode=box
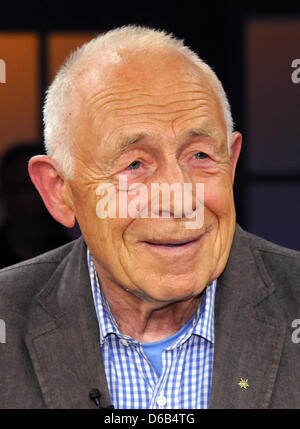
[0,0,299,267]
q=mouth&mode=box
[139,234,207,255]
[144,238,199,247]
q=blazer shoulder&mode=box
[242,228,300,310]
[0,238,83,309]
[245,229,300,262]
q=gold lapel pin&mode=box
[238,378,249,389]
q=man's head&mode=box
[29,26,242,307]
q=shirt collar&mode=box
[87,248,216,346]
[88,249,120,343]
[191,279,216,344]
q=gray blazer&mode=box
[0,224,299,409]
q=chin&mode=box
[142,276,205,303]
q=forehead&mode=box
[75,50,226,149]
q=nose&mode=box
[148,160,198,219]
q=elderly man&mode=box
[0,26,299,409]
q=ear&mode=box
[229,132,242,183]
[28,155,75,228]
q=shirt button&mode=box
[156,395,167,407]
[120,339,128,346]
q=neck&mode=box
[95,268,202,343]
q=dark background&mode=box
[0,0,299,267]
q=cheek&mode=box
[101,218,130,242]
[204,179,234,218]
[70,197,95,231]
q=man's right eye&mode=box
[127,160,141,170]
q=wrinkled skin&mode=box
[29,49,241,341]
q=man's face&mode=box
[66,50,240,304]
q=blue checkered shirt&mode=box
[87,249,216,409]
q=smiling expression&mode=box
[64,48,240,304]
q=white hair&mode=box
[44,25,234,177]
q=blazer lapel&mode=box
[24,238,111,409]
[209,226,287,408]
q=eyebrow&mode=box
[110,125,220,160]
[183,126,224,153]
[115,127,216,147]
[185,126,218,141]
[113,132,153,154]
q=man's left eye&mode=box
[193,152,208,159]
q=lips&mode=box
[140,237,201,255]
[144,238,199,246]
[137,229,210,256]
